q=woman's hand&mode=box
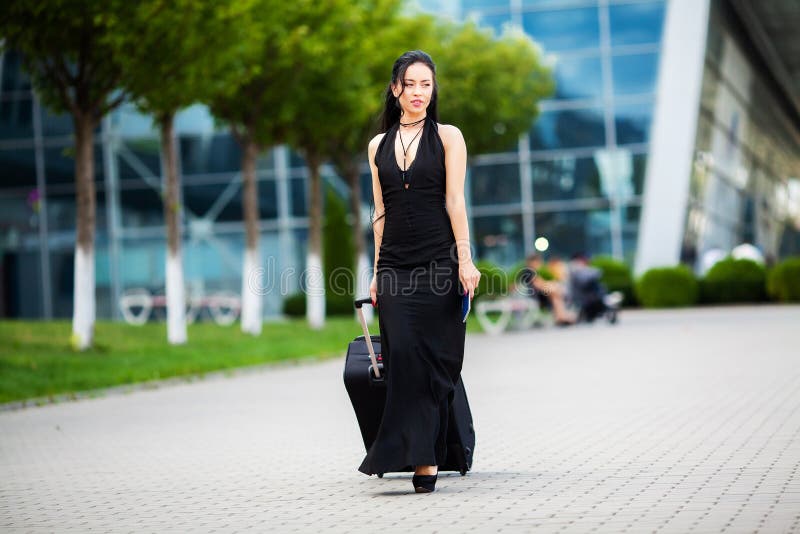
[459,261,481,300]
[370,275,378,307]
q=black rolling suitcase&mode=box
[343,297,475,476]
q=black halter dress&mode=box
[358,117,466,475]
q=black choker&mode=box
[399,117,426,127]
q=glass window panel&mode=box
[473,11,512,35]
[1,51,32,92]
[117,139,162,183]
[523,0,591,6]
[533,208,612,258]
[0,194,40,235]
[463,0,510,9]
[612,53,659,95]
[470,163,521,206]
[180,133,242,175]
[551,55,603,100]
[291,177,307,216]
[183,180,277,222]
[472,214,524,268]
[2,247,43,318]
[631,153,647,196]
[609,1,665,46]
[118,237,166,290]
[290,150,306,168]
[530,107,605,150]
[0,94,34,139]
[531,156,603,201]
[44,144,104,185]
[0,148,37,189]
[614,101,654,145]
[522,8,600,52]
[48,248,76,318]
[118,188,163,228]
[47,190,107,231]
[41,106,73,137]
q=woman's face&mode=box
[392,62,434,116]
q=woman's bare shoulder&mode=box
[436,123,465,147]
[368,133,386,154]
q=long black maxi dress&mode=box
[358,117,467,475]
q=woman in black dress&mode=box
[357,50,481,493]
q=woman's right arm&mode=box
[368,134,385,275]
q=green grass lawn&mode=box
[0,317,485,404]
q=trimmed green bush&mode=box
[767,257,800,302]
[636,266,698,308]
[590,256,636,306]
[701,258,766,303]
[282,292,305,317]
[475,259,510,300]
[281,292,354,317]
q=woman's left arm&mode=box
[442,125,481,299]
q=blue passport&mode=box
[461,287,471,323]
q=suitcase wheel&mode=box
[460,469,466,476]
[377,473,384,478]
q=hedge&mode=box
[636,266,698,308]
[701,258,767,303]
[767,257,800,302]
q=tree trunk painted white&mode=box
[355,252,373,323]
[240,139,262,335]
[72,245,95,350]
[166,250,187,344]
[306,251,325,329]
[159,113,187,345]
[241,247,263,335]
[306,157,325,330]
[71,113,96,351]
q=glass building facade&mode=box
[1,0,798,319]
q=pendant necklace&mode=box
[398,119,425,189]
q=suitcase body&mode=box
[343,301,475,476]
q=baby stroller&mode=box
[568,266,622,324]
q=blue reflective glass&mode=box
[117,139,161,183]
[1,51,32,92]
[533,208,613,258]
[614,101,653,145]
[531,156,604,201]
[47,189,107,231]
[183,180,278,222]
[530,107,605,150]
[291,177,306,216]
[522,8,600,52]
[0,148,36,188]
[44,144,103,185]
[552,55,603,100]
[474,11,512,35]
[41,106,73,137]
[612,53,659,95]
[470,163,521,206]
[0,94,33,139]
[473,214,524,268]
[118,188,162,228]
[180,134,241,175]
[463,0,510,9]
[609,1,665,46]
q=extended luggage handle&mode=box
[354,298,381,379]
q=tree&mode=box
[432,22,554,157]
[325,12,432,325]
[110,0,252,344]
[1,1,136,350]
[207,0,303,335]
[287,0,400,329]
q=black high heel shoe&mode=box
[412,473,438,493]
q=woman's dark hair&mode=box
[378,50,439,133]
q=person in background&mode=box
[519,253,576,325]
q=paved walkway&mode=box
[1,305,799,533]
